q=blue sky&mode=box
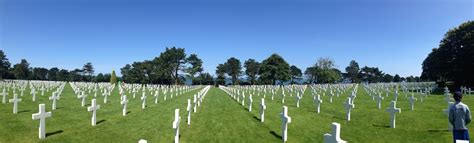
[1,0,472,77]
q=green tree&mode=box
[345,60,360,83]
[110,70,117,84]
[48,67,59,81]
[57,69,69,81]
[244,59,260,85]
[290,65,302,84]
[31,67,48,80]
[307,57,340,83]
[0,50,11,80]
[393,74,401,82]
[382,74,394,82]
[304,67,318,84]
[12,59,30,80]
[215,64,226,85]
[421,21,474,87]
[259,54,290,85]
[95,73,105,82]
[224,57,242,85]
[186,54,203,84]
[83,62,94,81]
[359,66,384,83]
[159,47,186,85]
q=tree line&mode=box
[0,48,421,85]
[0,51,117,83]
[215,54,420,85]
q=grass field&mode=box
[0,83,472,142]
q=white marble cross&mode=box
[31,88,37,102]
[87,99,101,126]
[172,109,181,143]
[349,92,356,108]
[328,92,333,103]
[79,92,87,107]
[281,93,285,104]
[121,95,129,116]
[296,94,302,108]
[323,122,346,143]
[393,90,399,101]
[49,92,60,110]
[193,94,197,113]
[343,97,354,121]
[187,99,192,125]
[103,92,109,104]
[248,94,253,112]
[314,94,323,113]
[1,88,7,104]
[386,101,401,128]
[9,93,22,114]
[281,106,291,142]
[408,94,417,110]
[141,94,147,109]
[260,98,266,122]
[154,92,159,104]
[376,94,384,109]
[32,104,52,139]
[241,94,245,106]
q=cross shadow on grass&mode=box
[46,130,64,137]
[270,131,282,140]
[18,110,31,113]
[56,107,65,110]
[126,111,131,115]
[372,124,390,128]
[97,119,106,125]
[428,129,451,132]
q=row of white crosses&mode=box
[170,86,209,143]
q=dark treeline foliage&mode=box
[0,50,112,82]
[120,47,211,85]
[216,55,420,85]
[422,21,473,87]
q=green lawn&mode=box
[0,84,472,142]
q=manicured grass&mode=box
[0,84,472,142]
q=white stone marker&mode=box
[87,99,101,126]
[31,88,37,102]
[193,94,197,113]
[260,98,266,122]
[32,104,52,139]
[103,93,109,104]
[49,92,60,110]
[408,94,417,110]
[141,94,147,109]
[154,92,159,104]
[121,95,129,116]
[323,122,346,143]
[187,99,192,125]
[9,93,22,114]
[314,94,323,113]
[138,139,147,143]
[376,94,384,109]
[172,109,181,143]
[281,93,285,104]
[343,97,354,121]
[1,88,7,104]
[296,94,302,108]
[393,90,398,101]
[80,92,87,107]
[386,101,401,128]
[248,94,253,112]
[281,106,291,142]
